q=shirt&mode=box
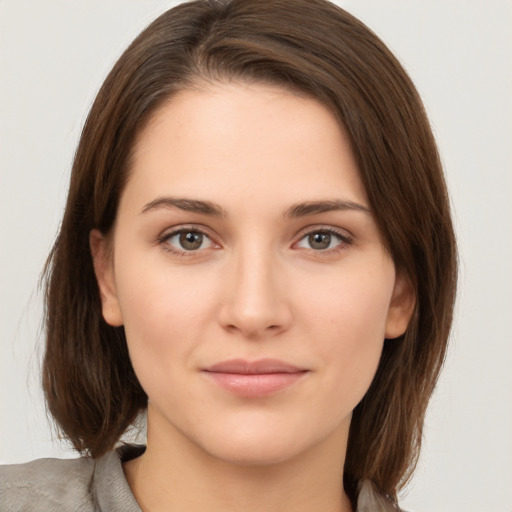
[0,444,400,511]
[0,444,144,512]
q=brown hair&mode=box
[42,0,457,506]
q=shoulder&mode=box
[0,455,96,512]
[0,445,144,512]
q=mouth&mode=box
[202,358,309,397]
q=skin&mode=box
[91,82,414,512]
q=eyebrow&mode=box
[140,196,371,218]
[285,199,371,218]
[140,197,227,217]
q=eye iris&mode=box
[309,232,331,250]
[179,231,203,250]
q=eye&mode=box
[163,229,213,252]
[295,229,351,251]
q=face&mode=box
[91,82,413,466]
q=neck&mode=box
[124,407,353,512]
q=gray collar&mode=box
[93,444,145,512]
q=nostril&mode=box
[217,281,293,338]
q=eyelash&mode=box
[156,226,353,257]
[294,227,353,255]
[156,226,216,256]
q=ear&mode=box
[385,272,415,340]
[89,229,124,326]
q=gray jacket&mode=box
[0,444,144,512]
[1,444,400,511]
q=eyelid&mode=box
[295,224,353,241]
[293,225,354,251]
[155,223,353,256]
[156,224,221,255]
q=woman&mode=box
[0,0,457,511]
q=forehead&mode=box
[123,82,368,213]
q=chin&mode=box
[206,437,303,467]
[191,417,333,468]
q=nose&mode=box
[218,244,293,340]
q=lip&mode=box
[202,358,309,397]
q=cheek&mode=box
[112,252,219,378]
[304,265,393,341]
[299,265,394,402]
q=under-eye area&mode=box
[157,226,218,255]
[293,226,354,253]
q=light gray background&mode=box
[1,1,511,511]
